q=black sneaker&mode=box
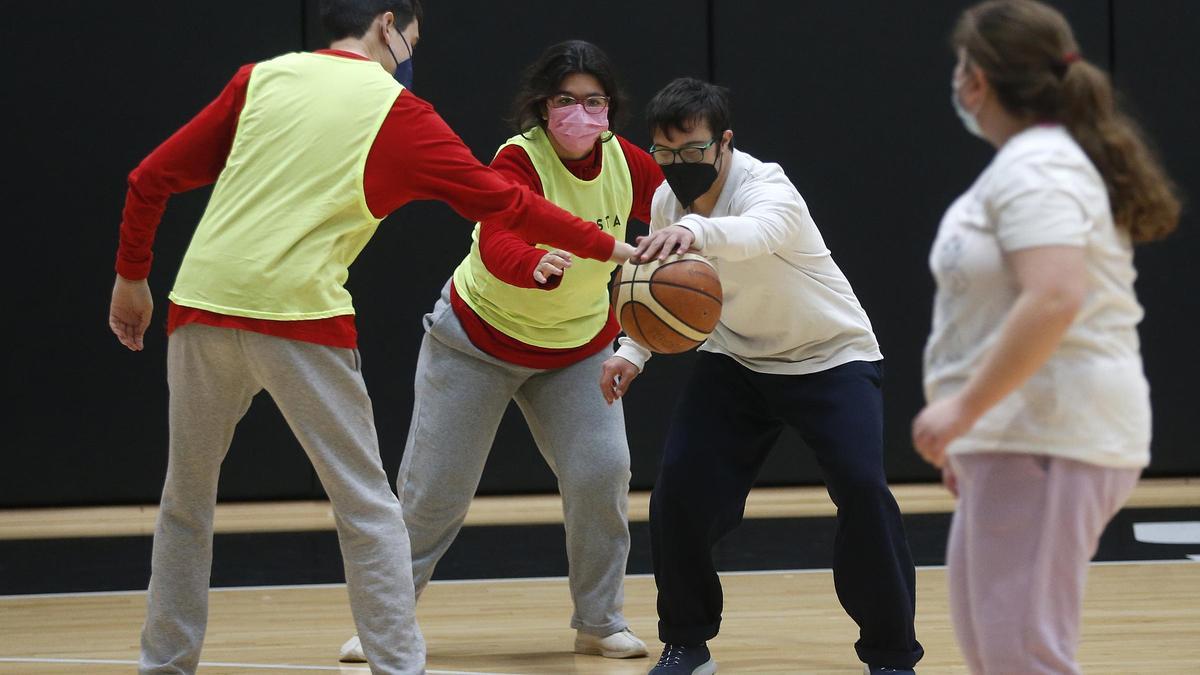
[649,643,716,674]
[865,666,916,674]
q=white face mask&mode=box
[951,76,984,138]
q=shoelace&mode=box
[656,644,685,667]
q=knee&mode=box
[400,483,471,527]
[560,448,631,498]
[830,471,896,513]
[650,470,725,529]
[649,460,695,513]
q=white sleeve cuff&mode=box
[677,215,707,251]
[614,337,652,372]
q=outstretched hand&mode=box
[110,274,153,351]
[633,224,695,262]
[608,241,637,264]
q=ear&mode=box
[959,61,989,108]
[721,129,734,150]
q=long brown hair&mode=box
[953,0,1180,243]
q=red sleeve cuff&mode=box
[116,257,152,281]
[578,233,617,262]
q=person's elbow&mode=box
[1032,277,1087,325]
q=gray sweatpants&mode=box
[947,452,1140,675]
[140,324,424,675]
[397,287,632,636]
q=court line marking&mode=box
[0,657,505,674]
[1133,520,1200,544]
[1,558,1195,602]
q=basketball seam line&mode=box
[613,280,723,305]
[644,281,720,334]
[628,262,656,352]
[626,300,701,348]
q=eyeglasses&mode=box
[548,94,611,113]
[649,139,718,165]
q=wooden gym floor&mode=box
[1,480,1197,673]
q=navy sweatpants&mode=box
[650,352,923,669]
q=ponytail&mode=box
[1059,60,1180,242]
[955,0,1181,243]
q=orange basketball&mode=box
[610,253,723,354]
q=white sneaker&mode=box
[574,628,649,659]
[338,634,366,663]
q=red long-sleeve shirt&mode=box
[116,50,617,349]
[449,135,664,369]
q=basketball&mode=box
[610,252,723,354]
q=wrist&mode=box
[954,387,990,423]
[677,217,704,250]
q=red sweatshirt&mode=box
[449,135,664,369]
[115,50,617,349]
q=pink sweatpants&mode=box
[946,452,1140,674]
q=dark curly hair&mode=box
[508,40,628,141]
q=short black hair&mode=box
[509,40,628,136]
[645,77,733,146]
[319,0,422,41]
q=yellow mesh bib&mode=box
[452,127,632,348]
[169,52,401,320]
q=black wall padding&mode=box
[3,0,1195,507]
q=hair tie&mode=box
[1062,52,1081,65]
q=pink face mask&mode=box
[547,104,610,156]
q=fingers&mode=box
[599,361,638,405]
[656,227,693,260]
[611,366,637,401]
[110,275,153,352]
[633,228,694,262]
[534,263,563,284]
[110,316,143,352]
[609,241,637,264]
[599,366,617,405]
[675,228,695,255]
[535,250,572,284]
[915,435,946,468]
[911,417,946,469]
[545,250,572,269]
[640,233,674,262]
[651,234,677,261]
[942,466,959,498]
[633,235,658,262]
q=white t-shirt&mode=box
[615,149,882,375]
[924,125,1150,468]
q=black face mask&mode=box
[661,148,722,209]
[384,25,414,89]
